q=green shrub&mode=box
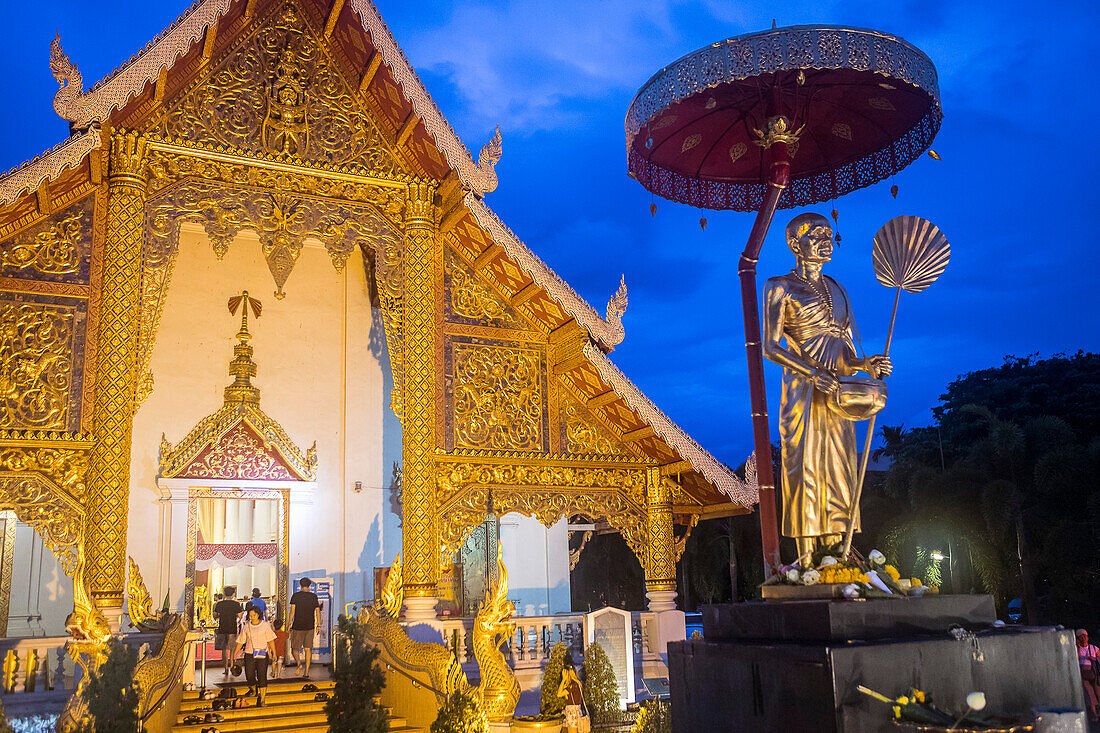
[631,699,671,733]
[430,689,490,733]
[581,642,619,724]
[539,642,567,717]
[325,615,389,733]
[76,638,140,733]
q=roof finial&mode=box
[224,291,263,404]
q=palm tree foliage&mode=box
[879,352,1100,626]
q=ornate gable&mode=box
[149,0,403,175]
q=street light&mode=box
[930,550,953,593]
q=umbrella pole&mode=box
[738,148,790,578]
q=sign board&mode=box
[309,576,334,663]
[584,606,635,707]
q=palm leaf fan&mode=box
[872,215,950,293]
[843,215,951,558]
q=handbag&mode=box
[577,693,591,733]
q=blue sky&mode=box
[2,1,1097,467]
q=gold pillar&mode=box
[401,179,440,605]
[645,466,677,604]
[85,131,148,609]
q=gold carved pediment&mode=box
[160,405,316,482]
[149,0,405,176]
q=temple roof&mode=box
[0,0,756,514]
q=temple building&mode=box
[0,0,756,652]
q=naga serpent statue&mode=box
[362,544,520,721]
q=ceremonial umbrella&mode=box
[626,25,942,575]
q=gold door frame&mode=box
[184,487,290,630]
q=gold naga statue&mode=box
[58,553,189,732]
[763,213,892,559]
[363,543,520,722]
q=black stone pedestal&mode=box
[669,597,1084,733]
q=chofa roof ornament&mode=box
[50,32,95,131]
[469,124,503,196]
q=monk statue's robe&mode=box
[765,272,861,545]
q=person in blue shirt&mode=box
[245,587,268,619]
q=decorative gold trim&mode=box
[0,475,84,576]
[147,138,407,189]
[127,556,154,626]
[0,511,16,636]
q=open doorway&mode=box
[188,489,288,630]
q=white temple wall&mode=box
[500,514,571,616]
[7,522,72,637]
[127,223,399,619]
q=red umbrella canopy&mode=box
[626,25,941,211]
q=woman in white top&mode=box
[234,606,277,707]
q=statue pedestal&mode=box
[669,597,1086,733]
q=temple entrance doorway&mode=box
[193,495,281,624]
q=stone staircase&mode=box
[173,678,424,733]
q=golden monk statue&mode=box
[763,213,891,558]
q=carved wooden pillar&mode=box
[85,131,148,612]
[644,466,678,612]
[400,179,441,624]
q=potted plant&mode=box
[325,615,389,733]
[431,689,491,733]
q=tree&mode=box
[77,638,140,733]
[539,643,567,717]
[880,352,1100,626]
[326,615,389,733]
[430,689,490,733]
[581,642,619,724]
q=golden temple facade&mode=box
[0,0,757,636]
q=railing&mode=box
[439,611,661,673]
[0,636,77,695]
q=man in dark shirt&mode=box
[288,577,321,679]
[212,586,243,676]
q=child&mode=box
[271,620,289,679]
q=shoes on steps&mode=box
[302,683,319,692]
[314,692,330,701]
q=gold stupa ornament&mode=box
[224,291,263,405]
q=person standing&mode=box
[288,577,321,679]
[271,620,289,679]
[234,606,277,707]
[245,587,268,619]
[1077,629,1100,721]
[556,652,587,733]
[212,586,243,677]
